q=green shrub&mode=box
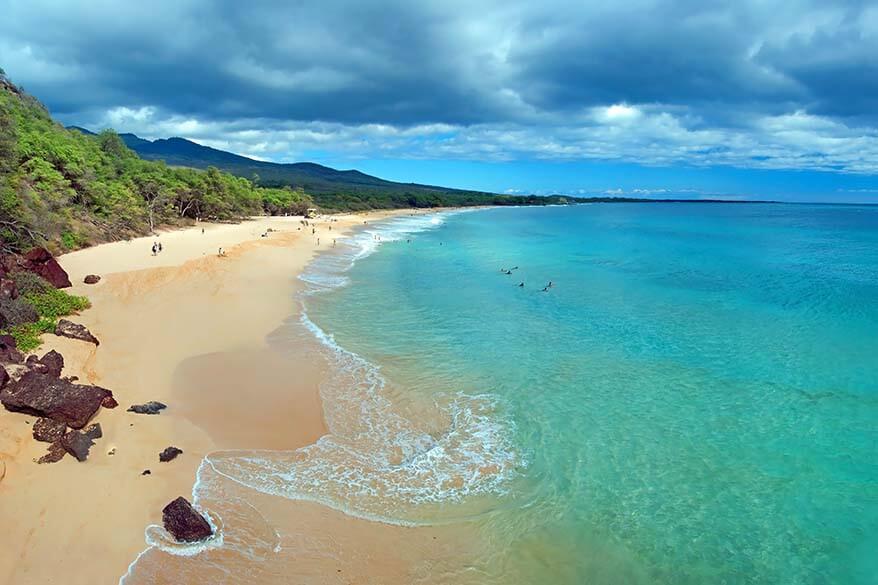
[0,281,90,352]
[0,296,39,326]
[3,318,55,353]
[9,270,52,295]
[60,231,79,250]
[24,287,90,320]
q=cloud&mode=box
[1,0,877,176]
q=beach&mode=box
[0,210,471,585]
[4,203,874,585]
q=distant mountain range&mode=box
[67,126,487,198]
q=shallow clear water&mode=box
[305,204,878,584]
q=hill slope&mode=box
[109,133,478,195]
[0,73,311,254]
[67,127,588,211]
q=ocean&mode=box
[123,203,878,584]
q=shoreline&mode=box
[0,209,445,584]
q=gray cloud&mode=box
[1,0,877,174]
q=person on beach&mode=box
[201,228,205,234]
[151,243,157,256]
[158,242,163,253]
[333,239,337,247]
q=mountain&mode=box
[110,133,481,196]
[64,128,586,210]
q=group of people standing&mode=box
[151,241,163,256]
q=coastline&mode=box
[0,209,454,585]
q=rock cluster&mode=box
[0,338,115,464]
[83,274,101,285]
[162,497,213,542]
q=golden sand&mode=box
[0,211,480,585]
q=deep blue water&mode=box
[306,203,878,585]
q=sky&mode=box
[1,0,877,202]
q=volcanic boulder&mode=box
[128,401,167,415]
[0,335,23,364]
[159,446,183,462]
[162,497,213,542]
[83,275,101,285]
[55,319,99,345]
[84,422,103,440]
[61,429,94,461]
[38,441,67,464]
[23,248,71,289]
[32,417,67,442]
[0,365,8,391]
[1,371,111,428]
[36,350,64,377]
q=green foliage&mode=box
[4,318,55,353]
[9,270,52,295]
[260,186,312,215]
[0,73,307,253]
[24,287,90,320]
[60,231,80,250]
[0,273,90,352]
[0,295,39,326]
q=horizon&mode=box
[2,0,877,203]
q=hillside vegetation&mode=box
[105,131,583,211]
[0,70,312,254]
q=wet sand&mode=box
[0,211,476,585]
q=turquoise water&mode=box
[305,204,878,585]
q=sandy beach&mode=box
[0,210,475,585]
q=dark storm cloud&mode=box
[1,0,877,173]
[0,0,518,124]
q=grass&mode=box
[4,318,56,353]
[24,288,90,319]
